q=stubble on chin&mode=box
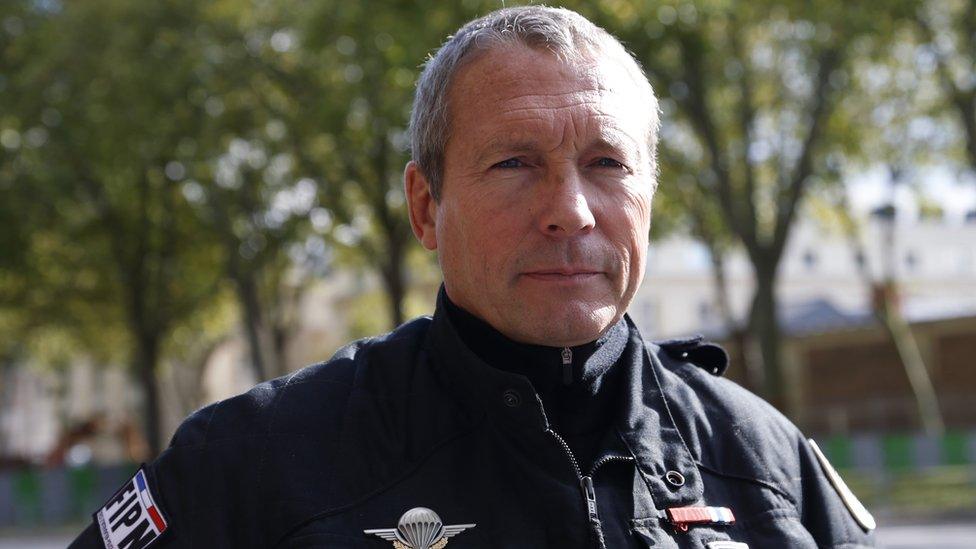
[499,292,620,346]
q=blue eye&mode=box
[595,157,624,168]
[493,158,524,169]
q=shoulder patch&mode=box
[807,439,876,532]
[94,465,168,549]
[657,335,729,376]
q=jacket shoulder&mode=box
[170,316,434,447]
[138,317,436,546]
[649,340,877,546]
[649,339,805,490]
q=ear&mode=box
[404,161,439,250]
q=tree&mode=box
[179,3,324,380]
[7,0,224,455]
[242,1,499,328]
[587,0,918,410]
[916,0,976,176]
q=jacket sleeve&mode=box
[795,435,878,548]
[67,392,268,548]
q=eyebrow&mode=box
[474,131,640,166]
[474,137,541,166]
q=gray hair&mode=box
[409,5,660,200]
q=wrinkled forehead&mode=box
[447,45,654,153]
[456,44,653,104]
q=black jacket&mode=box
[71,293,876,548]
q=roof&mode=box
[700,297,976,340]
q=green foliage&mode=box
[913,0,976,172]
[0,0,963,429]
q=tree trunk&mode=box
[837,193,945,436]
[702,242,757,390]
[272,322,288,378]
[748,266,786,412]
[235,272,273,382]
[381,232,407,328]
[875,285,945,435]
[135,334,162,458]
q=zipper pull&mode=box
[561,347,573,385]
[580,476,599,521]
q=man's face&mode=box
[409,45,656,347]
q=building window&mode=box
[905,251,919,272]
[698,301,712,324]
[958,249,973,275]
[802,249,818,271]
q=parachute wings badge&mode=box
[365,507,475,549]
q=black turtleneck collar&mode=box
[441,287,628,469]
[442,289,627,393]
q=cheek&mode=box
[440,197,515,277]
[602,187,652,246]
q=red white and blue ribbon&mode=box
[135,469,168,533]
[666,506,735,531]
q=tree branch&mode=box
[677,32,758,255]
[771,47,841,260]
[916,13,976,171]
[729,16,760,251]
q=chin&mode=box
[515,306,619,347]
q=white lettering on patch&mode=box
[94,466,167,549]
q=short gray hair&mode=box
[409,5,659,200]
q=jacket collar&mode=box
[441,290,626,393]
[424,287,703,508]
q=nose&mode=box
[536,169,595,237]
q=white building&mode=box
[630,214,976,340]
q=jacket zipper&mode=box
[547,429,635,548]
[561,347,573,385]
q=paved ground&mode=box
[2,522,974,548]
[875,522,976,548]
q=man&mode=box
[72,6,875,548]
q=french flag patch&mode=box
[94,466,168,549]
[666,505,735,532]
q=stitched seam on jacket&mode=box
[695,460,798,507]
[666,362,801,509]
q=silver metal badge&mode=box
[365,507,475,549]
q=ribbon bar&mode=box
[666,506,735,531]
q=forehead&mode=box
[446,45,651,150]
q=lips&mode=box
[521,268,603,281]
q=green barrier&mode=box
[69,465,97,518]
[942,431,969,466]
[13,468,42,525]
[883,434,912,471]
[823,435,852,469]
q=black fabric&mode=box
[659,335,730,376]
[69,288,877,549]
[442,289,627,471]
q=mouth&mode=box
[521,269,603,282]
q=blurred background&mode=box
[1,0,975,545]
